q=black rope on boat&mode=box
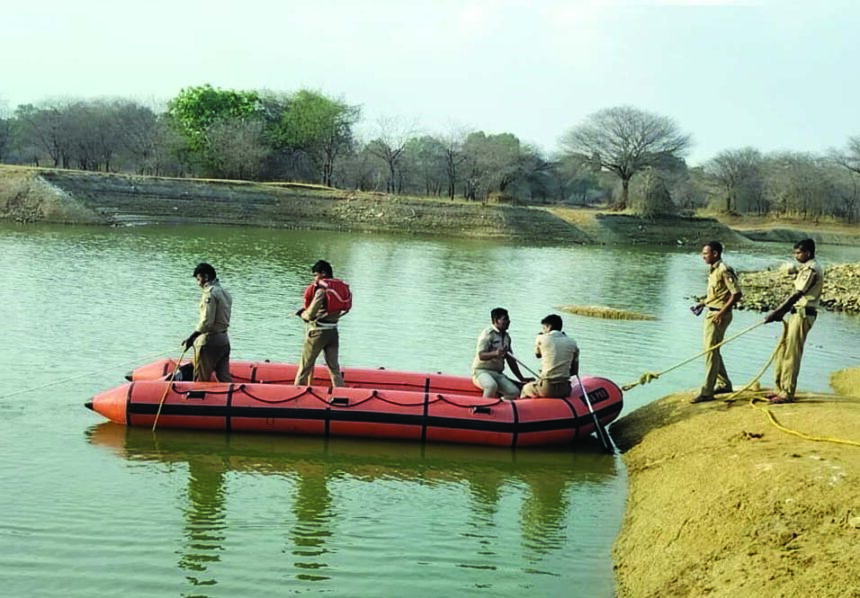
[171,383,236,396]
[238,385,327,405]
[431,393,504,409]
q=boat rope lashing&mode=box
[621,319,767,392]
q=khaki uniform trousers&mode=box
[294,327,344,387]
[193,333,232,382]
[472,370,520,399]
[521,378,572,399]
[701,310,732,396]
[774,312,816,399]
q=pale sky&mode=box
[1,0,857,165]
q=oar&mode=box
[152,346,189,432]
[507,352,539,380]
[509,352,614,453]
[574,374,615,453]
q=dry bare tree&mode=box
[561,106,691,210]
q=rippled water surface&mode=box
[2,223,858,597]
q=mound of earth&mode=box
[610,368,860,597]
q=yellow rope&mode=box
[751,403,860,447]
[621,319,767,391]
[152,345,191,432]
[0,347,175,400]
[719,322,860,448]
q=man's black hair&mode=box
[490,307,509,322]
[541,314,563,331]
[311,260,333,277]
[794,238,815,256]
[193,263,217,280]
[704,240,723,256]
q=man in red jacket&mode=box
[294,260,350,387]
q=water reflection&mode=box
[86,423,617,592]
[179,458,227,592]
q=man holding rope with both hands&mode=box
[764,238,824,404]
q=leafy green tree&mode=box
[167,85,262,172]
[561,106,691,210]
[403,135,447,195]
[461,131,524,200]
[275,90,359,186]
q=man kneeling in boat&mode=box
[471,307,532,399]
[520,314,579,399]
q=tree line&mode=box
[1,85,858,222]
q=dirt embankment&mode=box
[610,368,860,598]
[2,166,765,246]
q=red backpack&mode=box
[303,278,352,315]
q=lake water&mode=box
[2,223,858,597]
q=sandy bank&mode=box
[610,367,860,598]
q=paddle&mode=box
[152,346,189,432]
[574,374,615,453]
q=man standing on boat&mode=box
[294,260,351,387]
[182,262,233,382]
[520,314,579,399]
[471,307,532,399]
[690,241,742,404]
[764,238,824,404]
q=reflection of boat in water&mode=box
[87,359,623,448]
[86,422,620,588]
[86,422,618,541]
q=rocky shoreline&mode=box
[737,263,860,314]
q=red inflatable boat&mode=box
[87,359,623,448]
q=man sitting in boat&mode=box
[471,307,532,399]
[520,314,579,399]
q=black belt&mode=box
[708,307,720,311]
[790,307,817,316]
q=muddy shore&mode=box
[610,368,860,598]
[6,166,858,248]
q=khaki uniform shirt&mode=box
[471,326,511,374]
[794,259,824,309]
[705,259,742,309]
[195,279,231,344]
[301,287,343,329]
[534,330,579,380]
